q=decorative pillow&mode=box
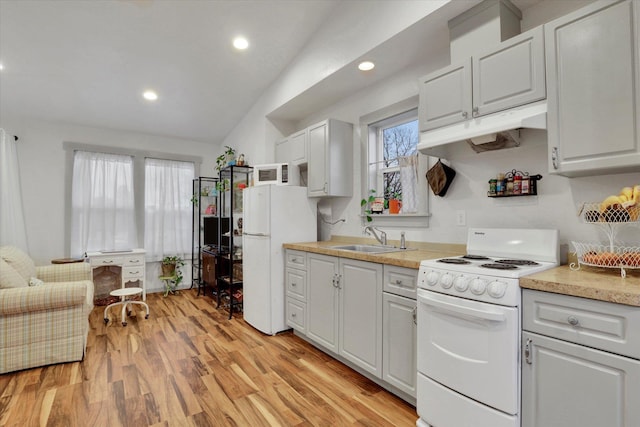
[0,246,37,282]
[0,258,29,289]
[29,277,45,287]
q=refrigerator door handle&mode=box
[243,232,270,237]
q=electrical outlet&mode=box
[456,210,466,226]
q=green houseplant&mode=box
[361,189,377,222]
[161,255,185,287]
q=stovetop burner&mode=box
[438,258,471,265]
[496,259,540,266]
[480,263,519,270]
[461,254,491,260]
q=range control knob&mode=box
[487,280,507,298]
[470,278,487,295]
[426,271,439,286]
[440,273,454,289]
[454,276,469,292]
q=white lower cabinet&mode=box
[307,253,382,377]
[522,289,640,427]
[382,292,416,397]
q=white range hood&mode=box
[417,101,547,156]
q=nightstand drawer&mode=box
[122,266,144,279]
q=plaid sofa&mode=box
[0,246,94,374]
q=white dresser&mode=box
[87,249,146,304]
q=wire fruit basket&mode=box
[572,202,640,278]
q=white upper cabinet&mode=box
[307,119,353,198]
[419,26,546,132]
[275,129,307,165]
[546,0,640,177]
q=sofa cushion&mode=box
[0,246,37,282]
[0,259,28,289]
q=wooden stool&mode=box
[103,287,149,326]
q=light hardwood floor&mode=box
[0,290,417,426]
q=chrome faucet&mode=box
[364,225,387,246]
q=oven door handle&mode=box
[418,289,506,323]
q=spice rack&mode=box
[487,169,542,198]
[571,202,640,278]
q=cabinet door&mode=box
[202,253,216,285]
[546,0,640,176]
[307,121,328,197]
[522,331,640,427]
[306,254,339,352]
[418,58,472,131]
[339,259,383,377]
[289,129,307,165]
[473,26,546,117]
[383,292,416,397]
[275,137,290,164]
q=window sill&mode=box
[360,213,431,228]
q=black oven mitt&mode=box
[426,159,456,197]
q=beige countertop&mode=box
[520,265,640,307]
[285,236,640,307]
[283,236,465,269]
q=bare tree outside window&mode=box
[381,120,418,202]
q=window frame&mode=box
[359,96,430,227]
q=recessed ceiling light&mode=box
[358,61,375,71]
[233,37,249,50]
[0,63,4,71]
[143,90,158,101]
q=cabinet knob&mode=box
[395,279,402,285]
[472,106,479,115]
[291,282,297,287]
[462,111,468,118]
[567,316,579,326]
[291,313,297,318]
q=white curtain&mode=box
[70,151,137,257]
[0,129,29,251]
[399,155,419,214]
[144,158,194,262]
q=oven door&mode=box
[417,289,519,415]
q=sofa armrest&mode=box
[36,262,91,282]
[0,282,89,316]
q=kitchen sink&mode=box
[329,244,406,254]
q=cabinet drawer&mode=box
[286,268,306,302]
[286,298,306,333]
[122,266,144,280]
[286,250,307,270]
[90,256,122,267]
[523,290,640,359]
[123,255,145,266]
[383,265,418,299]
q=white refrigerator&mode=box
[242,185,317,335]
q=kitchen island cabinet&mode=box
[546,0,640,177]
[521,289,640,427]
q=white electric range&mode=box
[416,228,559,427]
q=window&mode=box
[367,108,422,215]
[66,143,199,259]
[70,151,137,257]
[144,158,195,261]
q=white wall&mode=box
[2,116,218,292]
[221,0,640,254]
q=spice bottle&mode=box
[506,176,514,195]
[489,179,497,196]
[513,175,522,195]
[496,173,505,196]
